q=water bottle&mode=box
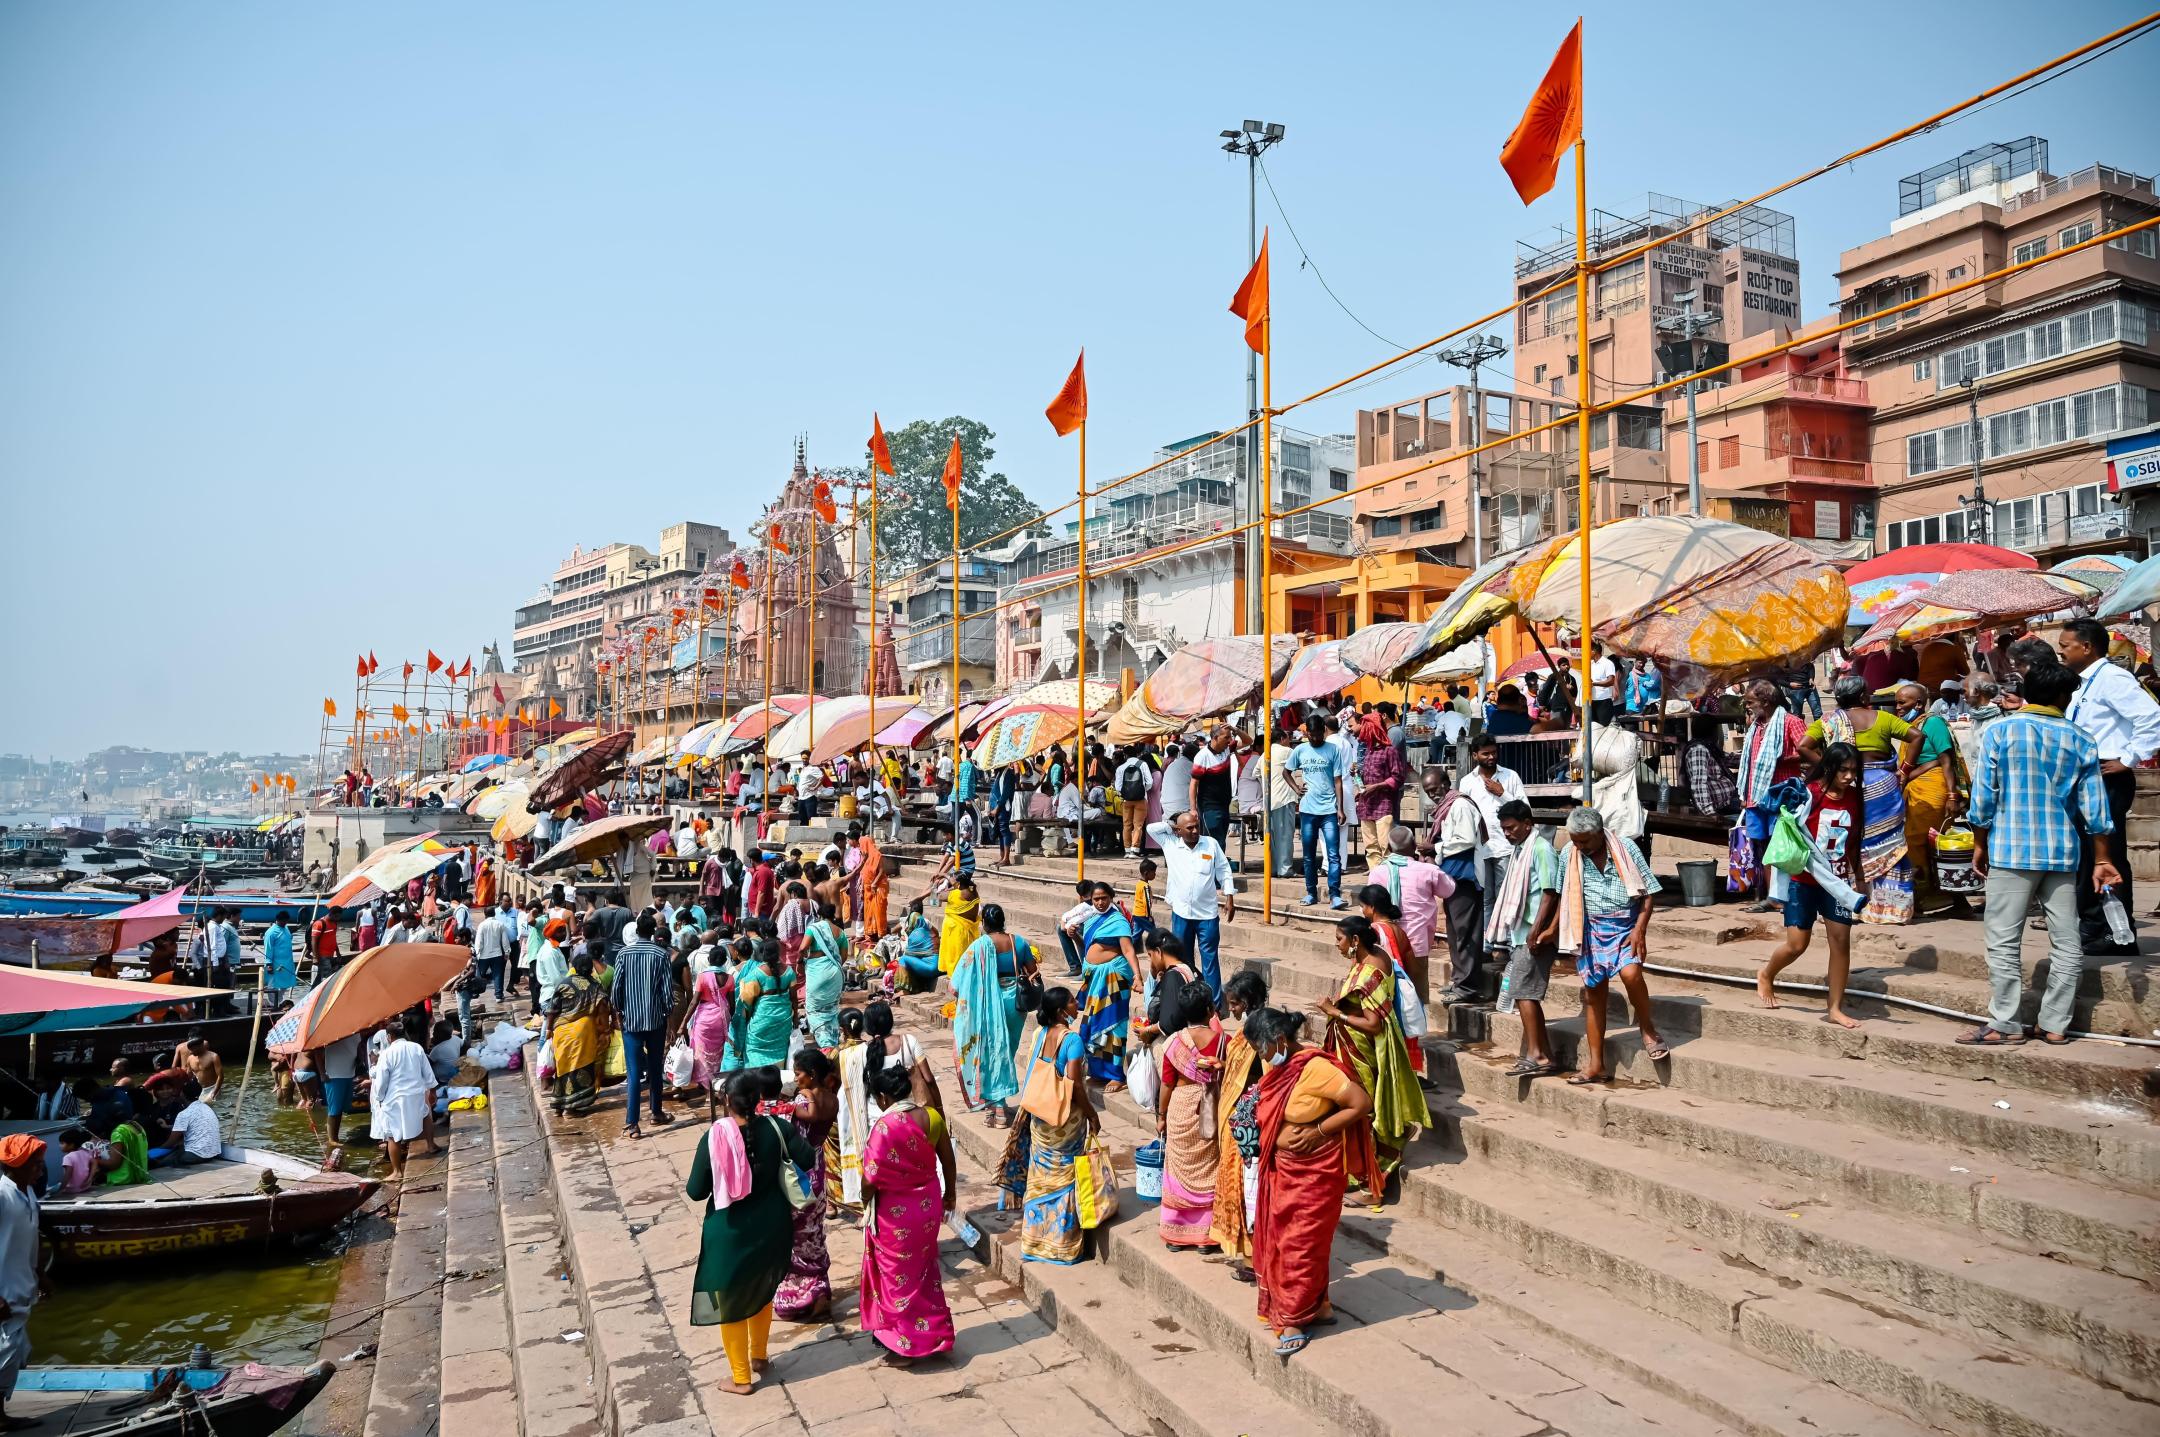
[2102,886,2136,948]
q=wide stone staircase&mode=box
[929,847,2160,1437]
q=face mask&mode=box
[1266,1049,1290,1068]
[780,1078,800,1099]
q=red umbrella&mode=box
[527,730,634,811]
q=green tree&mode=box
[864,416,1040,581]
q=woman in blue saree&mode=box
[1074,881,1138,1092]
[802,900,847,1051]
[895,900,941,994]
[951,901,1040,1128]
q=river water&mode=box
[27,1077,360,1367]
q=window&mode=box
[1935,300,2139,391]
[2013,236,2048,265]
[1912,357,1932,381]
[2060,220,2095,248]
[1906,382,2141,474]
[1944,511,1965,543]
[1718,435,1740,469]
[1532,364,1547,386]
[1696,440,1709,474]
[1887,520,1904,549]
[1597,258,1645,316]
[1370,516,1403,538]
[1329,468,1349,492]
[1947,264,1968,280]
[2107,226,2158,258]
[1613,409,1664,451]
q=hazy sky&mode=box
[1,2,2147,757]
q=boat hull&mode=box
[39,1146,380,1266]
[0,888,345,923]
[0,1010,266,1074]
[13,1361,336,1437]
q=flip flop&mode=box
[1274,1333,1310,1356]
[1955,1025,2024,1046]
[1643,1043,1671,1062]
[1566,1073,1611,1086]
[2036,1030,2073,1045]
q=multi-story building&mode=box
[1513,192,1804,523]
[512,520,734,718]
[1838,138,2160,558]
[1654,324,1878,555]
[902,557,1004,707]
[1355,383,1576,562]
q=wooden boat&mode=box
[39,1144,380,1266]
[2,833,70,868]
[0,887,190,966]
[0,889,342,923]
[0,1008,267,1075]
[9,1359,335,1436]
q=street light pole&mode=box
[1222,119,1284,635]
[1960,377,1990,544]
[1435,333,1508,714]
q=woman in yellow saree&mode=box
[936,873,981,977]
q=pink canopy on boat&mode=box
[0,885,191,966]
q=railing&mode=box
[1785,374,1869,403]
[1784,455,1870,482]
[2000,163,2157,214]
[1493,720,1703,806]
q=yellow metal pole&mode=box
[1075,417,1087,887]
[810,498,820,751]
[761,546,776,814]
[950,482,962,823]
[1574,131,1595,807]
[1260,317,1274,925]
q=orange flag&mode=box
[402,660,415,680]
[730,557,752,589]
[426,650,443,673]
[549,699,562,718]
[1229,231,1269,354]
[769,522,791,556]
[940,433,964,511]
[391,704,409,723]
[1499,21,1583,205]
[1046,350,1087,436]
[868,414,895,477]
[813,480,837,523]
[367,651,379,675]
[324,697,337,717]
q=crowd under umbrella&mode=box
[1102,633,1298,743]
[1841,541,2036,626]
[266,943,477,1058]
[705,694,813,759]
[529,811,670,876]
[1851,567,2100,654]
[970,678,1121,770]
[526,730,634,812]
[1508,515,1851,697]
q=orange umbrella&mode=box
[265,942,473,1056]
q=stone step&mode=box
[1429,1080,2160,1400]
[1443,1032,2160,1283]
[980,871,2160,1117]
[930,1049,1860,1437]
[440,1097,518,1437]
[360,1137,451,1437]
[490,1072,606,1437]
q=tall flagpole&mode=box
[809,494,820,753]
[1574,125,1595,806]
[761,544,776,812]
[1075,417,1088,887]
[1260,314,1275,924]
[950,469,962,823]
[868,460,881,772]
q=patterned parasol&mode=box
[971,679,1120,769]
[1103,635,1297,743]
[1394,549,1529,676]
[1852,568,2097,652]
[1842,542,2035,625]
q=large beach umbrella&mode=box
[1853,568,2098,653]
[527,730,634,811]
[1514,516,1848,697]
[467,781,530,821]
[2051,554,2139,597]
[0,968,228,1035]
[1394,549,1526,675]
[1103,635,1298,743]
[2099,552,2160,621]
[461,753,509,774]
[1273,640,1361,705]
[1843,542,2035,625]
[325,833,456,909]
[1400,638,1492,685]
[529,812,670,874]
[707,695,814,755]
[0,885,192,966]
[767,696,880,764]
[970,679,1120,769]
[872,705,937,749]
[265,943,473,1057]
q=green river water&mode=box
[27,1081,361,1368]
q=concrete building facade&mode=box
[1837,139,2160,558]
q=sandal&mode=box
[1274,1332,1309,1356]
[1643,1042,1671,1062]
[1566,1072,1611,1086]
[1503,1058,1558,1077]
[2036,1030,2073,1046]
[1955,1024,2025,1046]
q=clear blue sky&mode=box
[0,1,2146,757]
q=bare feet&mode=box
[1822,1008,1862,1030]
[1755,967,1781,1008]
[719,1381,755,1396]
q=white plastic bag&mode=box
[1125,1036,1160,1113]
[664,1040,695,1087]
[536,1037,556,1081]
[1391,961,1428,1041]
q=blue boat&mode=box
[0,889,350,923]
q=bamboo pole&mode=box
[1075,416,1088,886]
[1574,129,1595,807]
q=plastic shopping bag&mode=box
[1762,811,1812,876]
[664,1040,696,1088]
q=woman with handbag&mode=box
[730,937,798,1071]
[772,1048,841,1322]
[1074,882,1139,1090]
[950,902,1040,1128]
[858,1057,958,1364]
[1156,983,1225,1250]
[801,901,848,1050]
[1316,916,1425,1203]
[1248,1006,1373,1357]
[685,1069,820,1394]
[998,986,1105,1264]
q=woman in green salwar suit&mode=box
[687,1068,820,1394]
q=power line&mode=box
[1254,154,1422,356]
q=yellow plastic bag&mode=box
[1073,1134,1119,1230]
[448,1094,489,1113]
[602,1029,627,1080]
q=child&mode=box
[1755,741,1866,1030]
[59,1127,95,1193]
[1132,858,1158,941]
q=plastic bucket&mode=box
[1133,1139,1164,1202]
[1676,859,1720,907]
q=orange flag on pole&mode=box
[868,414,895,477]
[1229,232,1270,354]
[323,697,337,717]
[813,480,837,523]
[730,556,752,589]
[426,650,443,674]
[769,522,790,555]
[1045,350,1087,436]
[940,433,963,511]
[355,654,367,678]
[549,699,562,718]
[1499,20,1583,205]
[367,652,379,675]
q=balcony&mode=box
[904,621,996,669]
[1011,623,1043,649]
[1999,164,2156,215]
[1783,374,1870,405]
[1783,456,1872,485]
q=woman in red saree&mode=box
[1248,1006,1373,1357]
[857,1060,958,1364]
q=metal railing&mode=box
[2000,163,2156,214]
[1784,374,1869,403]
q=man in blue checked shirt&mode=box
[1960,661,2119,1047]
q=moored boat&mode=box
[38,1143,380,1266]
[9,1359,336,1436]
[0,1008,267,1075]
[0,889,341,923]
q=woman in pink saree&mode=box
[1157,985,1224,1249]
[857,1061,957,1364]
[685,969,734,1113]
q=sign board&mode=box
[2111,441,2160,493]
[1813,500,1843,540]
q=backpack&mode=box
[1118,763,1147,802]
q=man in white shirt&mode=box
[1056,781,1104,851]
[1147,811,1236,997]
[1160,743,1195,823]
[1588,640,1620,725]
[1458,734,1528,866]
[0,1132,42,1416]
[166,1084,223,1165]
[2058,619,2160,953]
[1114,748,1155,857]
[473,902,516,1002]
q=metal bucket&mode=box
[1676,859,1720,907]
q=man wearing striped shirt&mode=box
[1962,660,2118,1047]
